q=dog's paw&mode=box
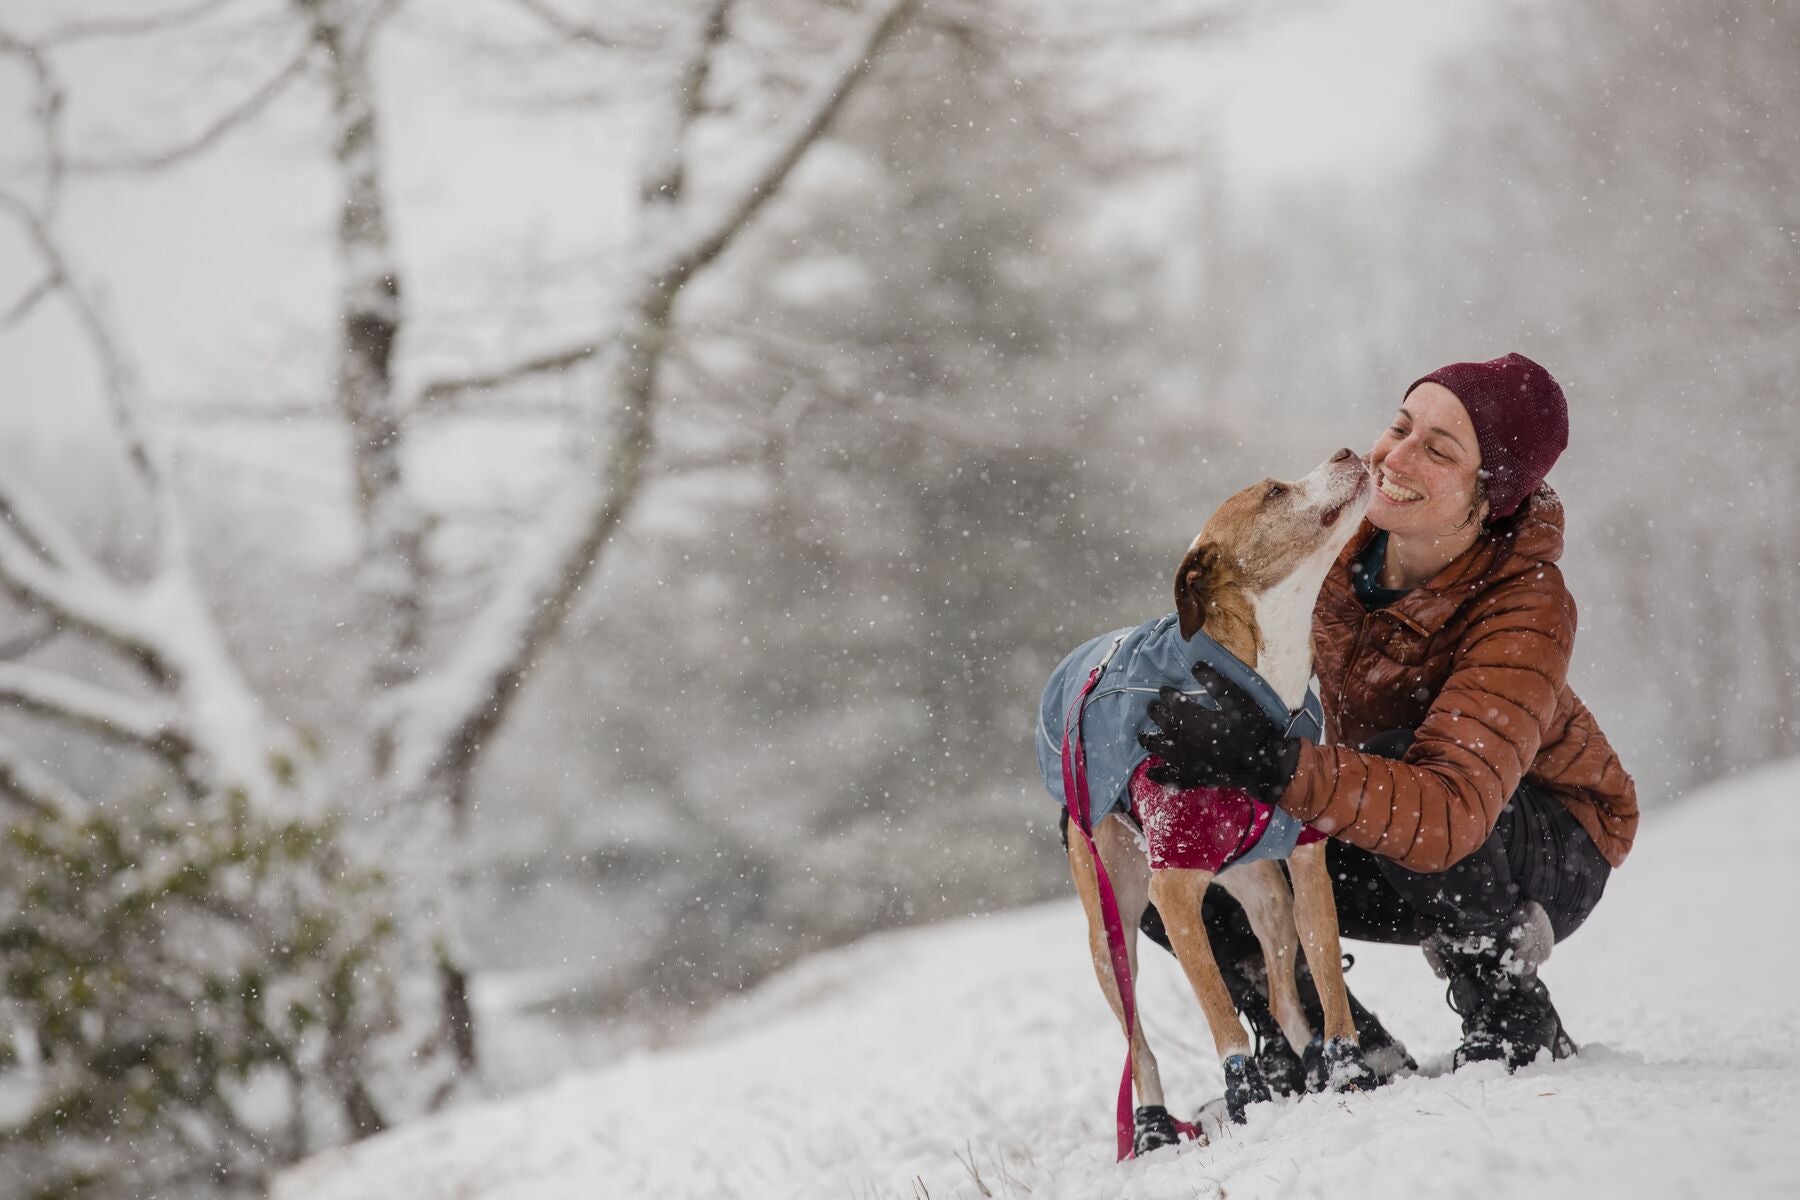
[1302,1036,1328,1093]
[1133,1104,1182,1155]
[1222,1053,1272,1124]
[1255,1037,1307,1097]
[1321,1036,1380,1092]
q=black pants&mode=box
[1199,730,1612,960]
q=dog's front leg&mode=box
[1287,841,1379,1091]
[1147,867,1271,1123]
[1216,860,1314,1056]
[1147,867,1248,1057]
[1287,842,1356,1044]
[1066,814,1166,1110]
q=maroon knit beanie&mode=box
[1405,352,1568,519]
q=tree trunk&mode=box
[303,0,431,774]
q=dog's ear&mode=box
[1175,543,1217,641]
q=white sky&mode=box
[1216,0,1500,185]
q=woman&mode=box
[1139,352,1638,1075]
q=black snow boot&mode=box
[1424,902,1577,1071]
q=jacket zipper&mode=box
[1336,611,1374,725]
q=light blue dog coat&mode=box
[1035,614,1324,868]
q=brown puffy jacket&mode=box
[1278,486,1638,873]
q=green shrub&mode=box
[0,792,402,1200]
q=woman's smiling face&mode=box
[1367,382,1487,536]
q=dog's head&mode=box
[1175,448,1371,642]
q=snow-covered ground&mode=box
[277,760,1800,1200]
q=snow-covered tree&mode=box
[0,0,926,1187]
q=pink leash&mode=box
[1061,665,1200,1160]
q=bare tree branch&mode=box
[496,0,659,51]
[71,40,313,175]
[673,332,1071,455]
[379,363,651,808]
[679,319,861,397]
[0,23,69,214]
[658,0,916,290]
[0,479,289,804]
[0,161,195,677]
[926,0,1256,46]
[1,272,61,333]
[0,616,60,661]
[156,397,335,422]
[0,192,166,504]
[0,476,106,581]
[0,732,89,818]
[416,339,604,409]
[0,663,186,755]
[384,0,916,808]
[352,0,408,57]
[656,442,770,476]
[0,11,308,822]
[38,0,242,46]
[0,504,163,673]
[639,0,731,207]
[158,394,582,423]
[417,0,895,421]
[413,2,730,413]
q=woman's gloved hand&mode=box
[1136,663,1303,803]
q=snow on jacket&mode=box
[1279,485,1639,873]
[1037,614,1323,869]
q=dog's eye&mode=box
[1264,483,1288,501]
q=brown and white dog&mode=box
[1061,447,1375,1148]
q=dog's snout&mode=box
[1332,447,1357,463]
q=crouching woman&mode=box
[1140,353,1638,1071]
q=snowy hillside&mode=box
[277,761,1800,1200]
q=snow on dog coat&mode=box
[1036,614,1324,871]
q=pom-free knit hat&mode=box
[1405,352,1568,518]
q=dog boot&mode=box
[1300,1036,1378,1093]
[1320,1036,1380,1091]
[1301,1036,1326,1093]
[1255,1035,1307,1098]
[1424,902,1576,1071]
[1133,1105,1182,1155]
[1216,951,1307,1096]
[1222,1053,1272,1124]
[1290,954,1418,1086]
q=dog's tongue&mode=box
[1321,503,1344,528]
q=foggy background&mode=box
[0,0,1794,1194]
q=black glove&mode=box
[1136,663,1302,803]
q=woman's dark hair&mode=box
[1456,469,1491,533]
